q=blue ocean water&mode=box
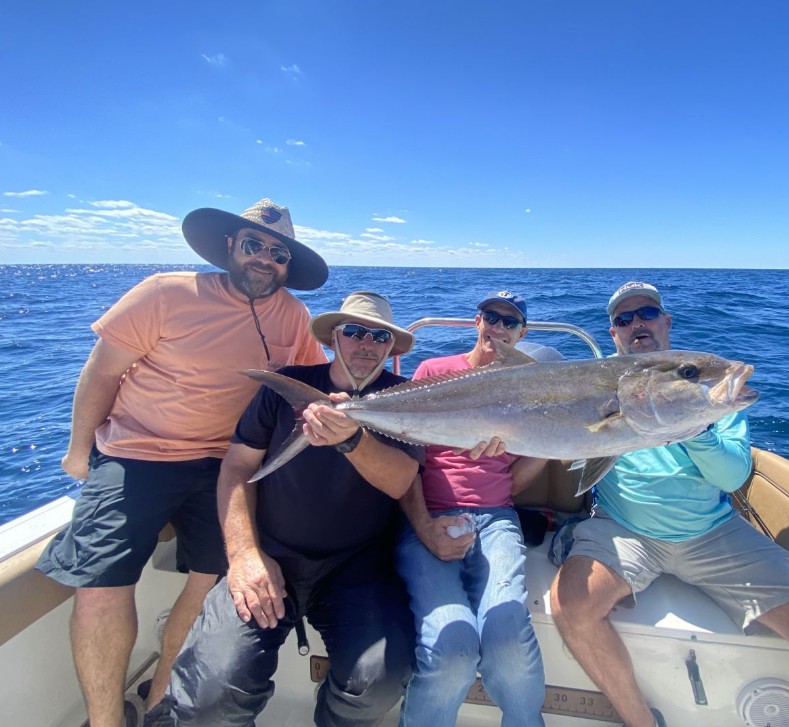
[2,264,788,526]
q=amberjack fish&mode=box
[244,344,758,493]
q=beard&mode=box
[228,259,288,299]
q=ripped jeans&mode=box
[395,507,545,727]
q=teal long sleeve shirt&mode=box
[595,411,752,542]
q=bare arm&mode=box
[303,400,419,498]
[510,455,549,496]
[217,443,287,628]
[400,474,474,561]
[62,338,141,479]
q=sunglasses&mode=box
[481,310,524,329]
[238,237,291,265]
[612,305,664,328]
[335,323,393,344]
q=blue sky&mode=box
[1,1,787,268]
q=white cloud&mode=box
[286,139,306,146]
[371,215,406,223]
[411,239,436,245]
[88,200,135,209]
[360,232,396,241]
[365,228,384,233]
[280,64,302,80]
[4,189,48,198]
[0,200,184,257]
[201,53,227,66]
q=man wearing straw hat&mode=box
[159,291,422,727]
[37,198,329,726]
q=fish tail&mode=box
[248,425,311,482]
[242,369,330,415]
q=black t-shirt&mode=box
[232,364,422,562]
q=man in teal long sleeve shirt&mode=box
[550,282,789,727]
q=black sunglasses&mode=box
[335,323,393,344]
[238,237,291,265]
[481,310,524,330]
[612,305,664,328]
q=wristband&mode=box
[334,427,363,454]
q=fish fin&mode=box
[374,370,482,392]
[586,411,625,433]
[573,456,618,496]
[243,370,330,414]
[248,425,311,482]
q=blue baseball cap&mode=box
[477,291,527,322]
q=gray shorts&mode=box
[569,510,789,630]
[37,448,227,588]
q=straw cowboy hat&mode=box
[310,291,415,356]
[182,198,329,291]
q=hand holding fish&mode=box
[227,547,287,628]
[303,393,360,447]
[453,436,506,460]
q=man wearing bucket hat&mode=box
[159,291,422,726]
[550,282,789,727]
[395,291,548,727]
[37,198,329,726]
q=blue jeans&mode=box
[396,508,545,727]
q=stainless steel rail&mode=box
[393,318,603,375]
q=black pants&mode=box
[166,547,415,726]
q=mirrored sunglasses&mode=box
[612,305,664,328]
[239,237,291,265]
[336,323,393,344]
[481,310,524,329]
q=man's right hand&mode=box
[227,547,287,628]
[416,515,475,561]
[61,452,89,480]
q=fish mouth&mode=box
[710,362,759,406]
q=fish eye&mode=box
[678,365,699,380]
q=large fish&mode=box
[243,344,758,493]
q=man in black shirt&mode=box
[160,291,421,727]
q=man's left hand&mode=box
[453,436,506,460]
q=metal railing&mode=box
[393,318,604,375]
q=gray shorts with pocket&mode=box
[568,510,789,630]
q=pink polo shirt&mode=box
[413,354,516,512]
[93,271,327,461]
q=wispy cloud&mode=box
[286,139,306,146]
[360,232,396,241]
[4,189,49,198]
[0,199,532,267]
[0,200,184,256]
[201,53,227,67]
[280,64,302,80]
[371,215,406,223]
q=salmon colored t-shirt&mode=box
[93,272,327,461]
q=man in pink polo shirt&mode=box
[37,198,328,727]
[396,290,549,727]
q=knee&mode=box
[550,571,592,629]
[416,626,479,685]
[73,585,136,619]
